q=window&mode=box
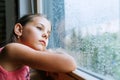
[38,0,120,80]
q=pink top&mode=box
[0,48,30,80]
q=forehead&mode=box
[32,16,51,30]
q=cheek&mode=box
[21,29,40,42]
[32,31,43,40]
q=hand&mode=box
[48,48,68,54]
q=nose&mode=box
[42,32,48,39]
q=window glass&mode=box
[41,0,120,80]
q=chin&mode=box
[35,46,46,51]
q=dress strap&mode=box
[0,47,4,52]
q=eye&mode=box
[36,26,42,30]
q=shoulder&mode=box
[5,43,29,49]
[4,43,36,52]
[3,43,37,58]
[2,43,26,54]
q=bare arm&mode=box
[5,43,77,72]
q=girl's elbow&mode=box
[63,58,77,72]
[67,60,77,72]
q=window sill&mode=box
[55,67,109,80]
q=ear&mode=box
[14,23,23,36]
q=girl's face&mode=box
[19,17,51,51]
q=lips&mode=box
[39,40,46,46]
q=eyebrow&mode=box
[38,23,44,28]
[38,23,51,33]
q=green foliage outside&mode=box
[65,29,120,80]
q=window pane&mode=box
[41,0,120,80]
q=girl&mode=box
[0,13,76,80]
